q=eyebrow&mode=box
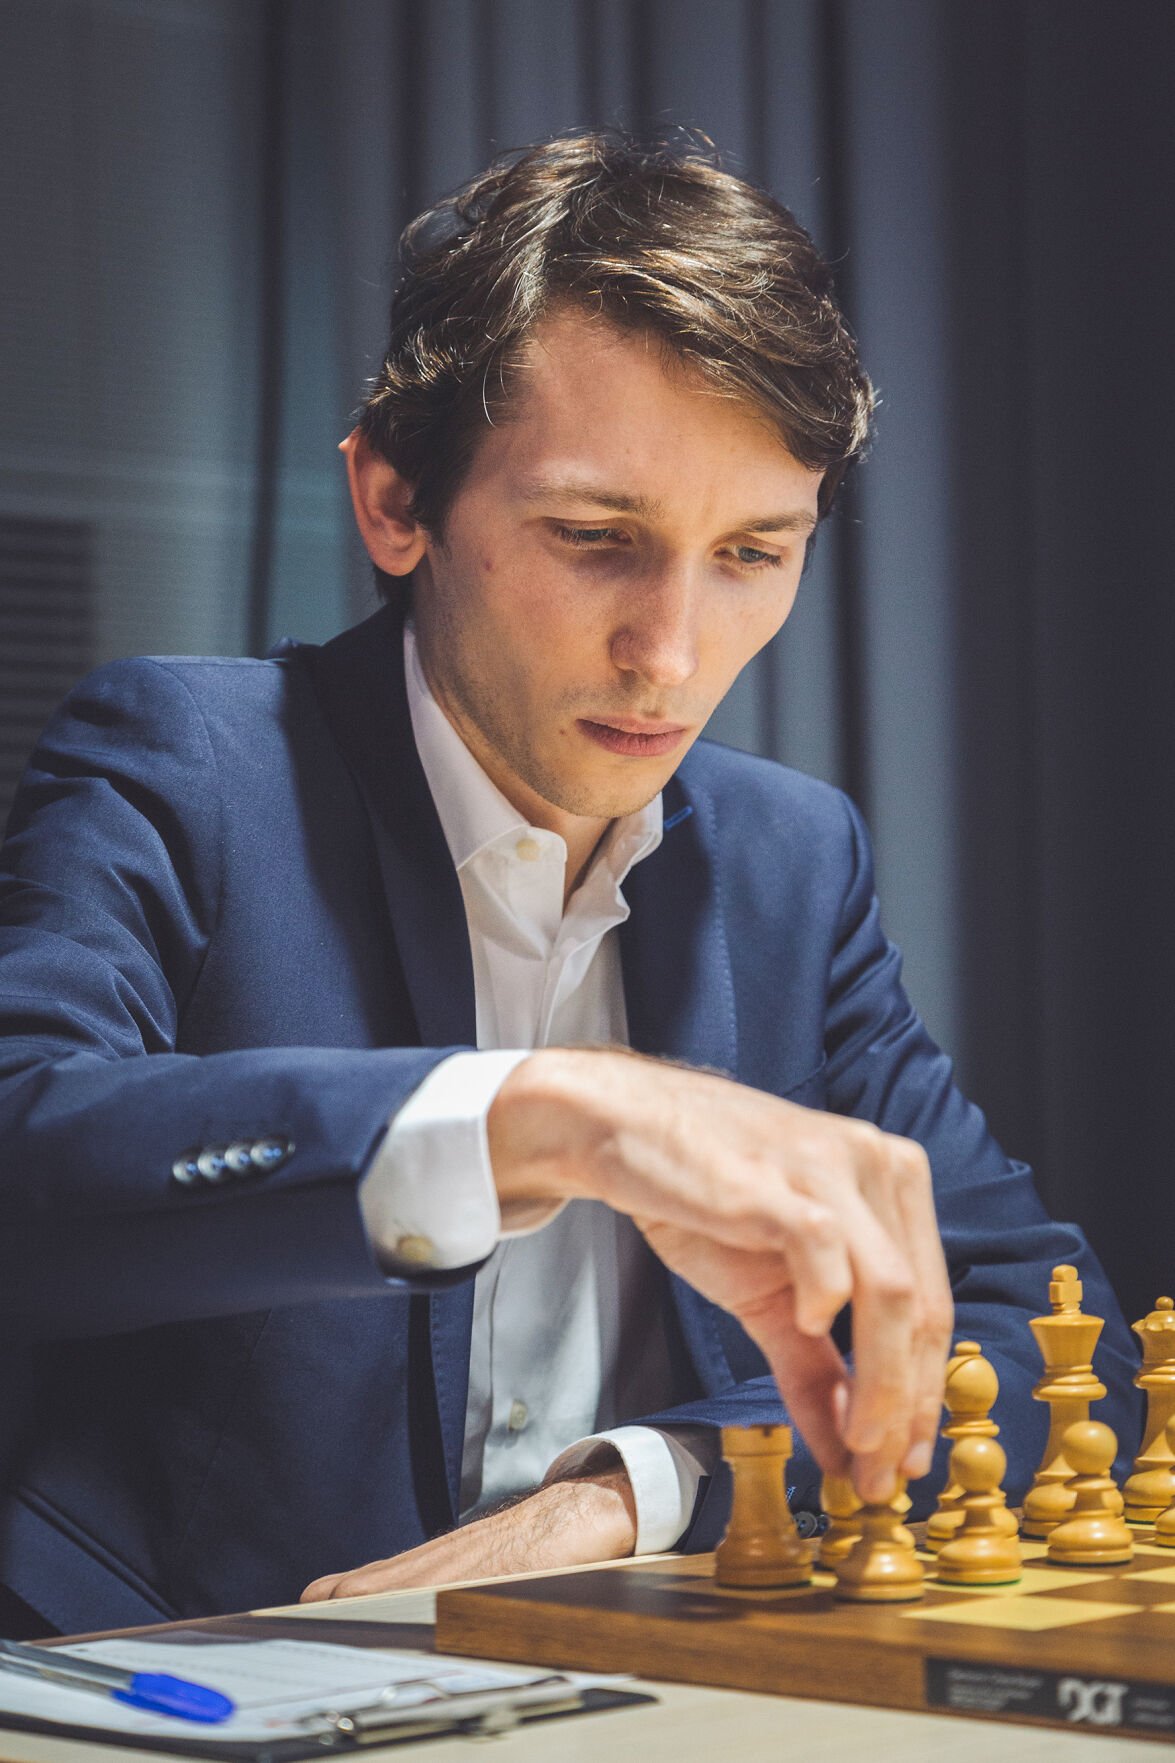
[520,477,817,535]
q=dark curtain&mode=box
[947,1,1175,1323]
[2,0,1172,1322]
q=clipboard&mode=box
[0,1634,654,1761]
[0,1684,653,1760]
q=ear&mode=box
[340,429,428,576]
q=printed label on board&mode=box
[926,1658,1175,1736]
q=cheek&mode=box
[706,582,800,679]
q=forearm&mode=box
[301,1468,636,1601]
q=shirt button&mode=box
[514,836,542,862]
[507,1400,529,1433]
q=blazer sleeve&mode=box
[635,790,1142,1546]
[0,658,471,1340]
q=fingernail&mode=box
[904,1441,933,1480]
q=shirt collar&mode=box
[403,620,663,887]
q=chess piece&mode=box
[1150,1415,1175,1548]
[716,1425,812,1588]
[926,1341,1017,1553]
[1022,1265,1107,1538]
[818,1474,864,1568]
[834,1477,924,1603]
[1123,1297,1175,1522]
[935,1437,1022,1585]
[1047,1421,1134,1566]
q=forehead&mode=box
[460,306,818,511]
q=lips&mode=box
[577,718,688,758]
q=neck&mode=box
[413,638,612,909]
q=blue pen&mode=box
[0,1638,234,1723]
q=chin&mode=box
[548,773,668,822]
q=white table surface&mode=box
[0,1558,1160,1761]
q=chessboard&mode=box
[435,1538,1175,1743]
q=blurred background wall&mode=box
[2,0,1172,1321]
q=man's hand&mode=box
[489,1049,954,1503]
[300,1467,636,1602]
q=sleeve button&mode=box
[197,1147,229,1181]
[171,1154,201,1185]
[394,1234,436,1266]
[250,1136,293,1171]
[224,1142,254,1175]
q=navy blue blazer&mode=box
[0,602,1139,1634]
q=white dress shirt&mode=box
[357,623,713,1553]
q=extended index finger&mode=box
[834,1178,919,1482]
[890,1139,953,1478]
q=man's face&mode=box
[412,307,823,830]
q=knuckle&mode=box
[844,1119,885,1162]
[801,1206,843,1251]
[869,1268,916,1308]
[923,1297,955,1340]
[894,1137,932,1188]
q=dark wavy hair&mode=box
[358,129,873,586]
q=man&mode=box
[0,131,1137,1635]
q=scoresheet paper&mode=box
[0,1632,613,1744]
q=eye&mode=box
[728,545,783,570]
[555,525,628,547]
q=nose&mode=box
[608,565,700,691]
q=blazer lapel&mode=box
[309,602,476,1522]
[309,602,475,1051]
[620,768,738,1078]
[619,766,740,1393]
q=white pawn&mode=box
[1047,1422,1134,1566]
[834,1477,924,1604]
[936,1437,1022,1585]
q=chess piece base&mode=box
[834,1547,924,1604]
[1021,1481,1075,1538]
[1048,1544,1135,1565]
[716,1557,812,1589]
[1024,1478,1122,1536]
[1123,1464,1175,1522]
[1047,1517,1134,1567]
[834,1572,924,1604]
[926,1505,1018,1552]
[936,1539,1022,1586]
[1152,1508,1175,1548]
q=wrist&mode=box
[487,1046,629,1211]
[534,1467,638,1562]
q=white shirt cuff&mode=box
[360,1049,547,1272]
[545,1424,717,1555]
